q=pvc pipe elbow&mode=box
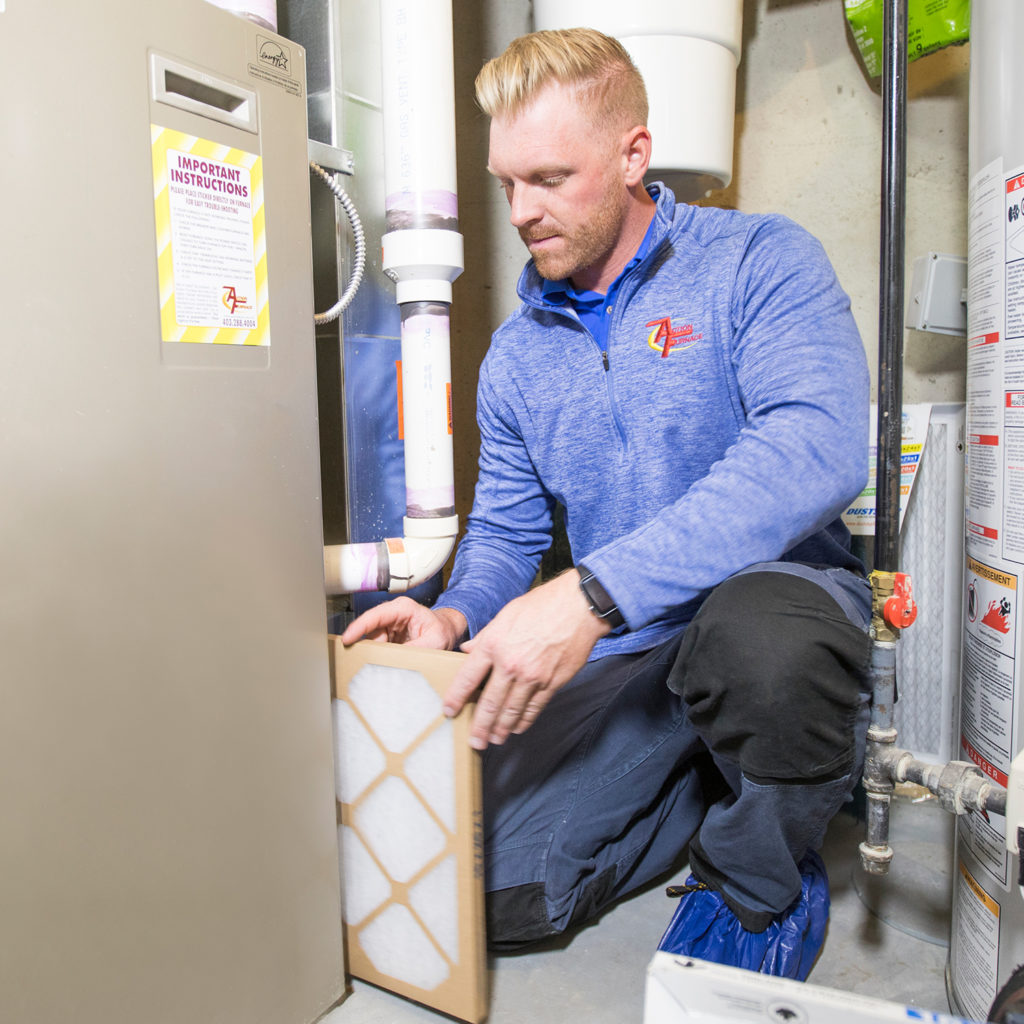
[388,514,459,591]
[387,535,456,592]
[322,516,458,595]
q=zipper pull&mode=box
[602,350,610,371]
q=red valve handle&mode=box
[883,572,918,629]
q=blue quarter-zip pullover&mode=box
[434,183,868,658]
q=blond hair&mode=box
[475,28,648,131]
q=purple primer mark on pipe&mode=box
[401,312,450,341]
[385,189,458,232]
[406,485,456,517]
[386,189,458,219]
[348,542,380,592]
[400,302,450,323]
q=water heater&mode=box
[950,1,1024,1017]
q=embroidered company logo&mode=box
[646,317,703,357]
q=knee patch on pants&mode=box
[668,570,870,782]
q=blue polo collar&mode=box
[538,211,657,354]
[540,211,657,307]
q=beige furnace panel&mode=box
[0,2,344,1022]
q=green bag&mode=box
[844,0,970,78]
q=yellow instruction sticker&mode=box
[151,124,269,346]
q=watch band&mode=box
[577,566,625,630]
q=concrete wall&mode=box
[449,0,971,527]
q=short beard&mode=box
[524,185,627,284]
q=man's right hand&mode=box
[339,596,467,651]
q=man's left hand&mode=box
[443,569,611,749]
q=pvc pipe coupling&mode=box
[382,229,464,305]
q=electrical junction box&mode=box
[905,252,968,336]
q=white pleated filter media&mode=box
[329,639,487,1024]
[893,404,966,764]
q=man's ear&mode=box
[622,125,653,187]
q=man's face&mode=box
[487,83,629,286]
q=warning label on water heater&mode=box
[963,556,1015,769]
[952,860,1000,1022]
[150,125,269,345]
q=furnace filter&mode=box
[330,639,487,1023]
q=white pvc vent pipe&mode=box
[380,0,463,305]
[532,0,743,191]
[324,0,463,596]
[201,0,278,31]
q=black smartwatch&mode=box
[577,565,625,630]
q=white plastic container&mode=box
[533,0,743,190]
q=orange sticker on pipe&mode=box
[395,360,404,440]
[446,382,453,435]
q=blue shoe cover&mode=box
[656,851,829,981]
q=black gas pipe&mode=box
[858,0,909,875]
[857,0,1006,874]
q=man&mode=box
[342,27,872,972]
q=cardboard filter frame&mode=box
[328,638,488,1023]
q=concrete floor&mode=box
[322,792,956,1023]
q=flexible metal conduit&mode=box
[310,160,367,325]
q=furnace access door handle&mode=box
[150,51,258,133]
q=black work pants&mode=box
[483,562,872,948]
